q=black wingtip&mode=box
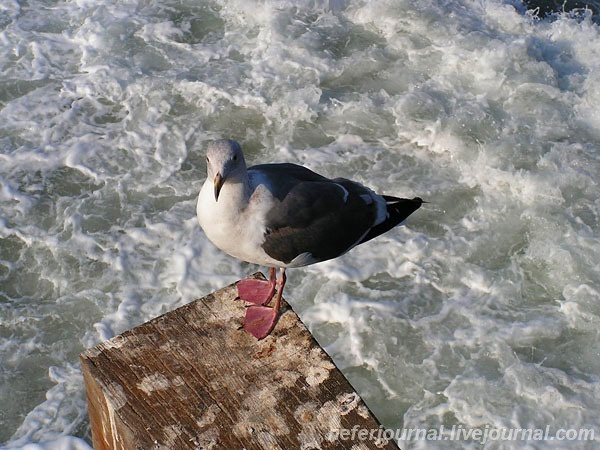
[358,195,424,246]
[393,197,424,222]
[384,196,427,208]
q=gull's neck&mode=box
[220,168,252,210]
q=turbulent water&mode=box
[1,0,599,448]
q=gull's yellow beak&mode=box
[213,173,224,201]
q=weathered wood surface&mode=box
[80,273,399,450]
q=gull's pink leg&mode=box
[243,269,287,339]
[236,267,276,305]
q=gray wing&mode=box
[252,165,381,265]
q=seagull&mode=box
[197,139,423,339]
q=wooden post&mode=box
[80,273,400,450]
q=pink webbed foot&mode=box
[243,305,278,339]
[236,278,275,305]
[239,268,287,339]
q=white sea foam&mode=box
[1,0,599,448]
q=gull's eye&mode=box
[233,155,238,161]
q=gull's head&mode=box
[205,139,247,201]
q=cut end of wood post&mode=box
[80,273,400,449]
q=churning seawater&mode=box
[1,0,599,448]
